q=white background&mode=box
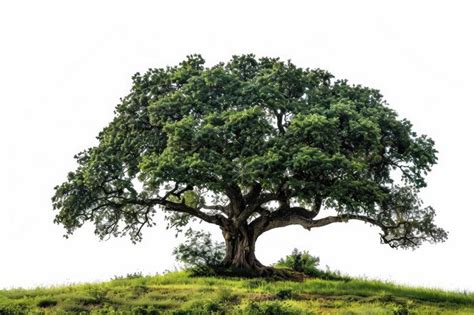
[1,1,473,291]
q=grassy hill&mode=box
[1,272,473,314]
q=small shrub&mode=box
[275,248,350,281]
[275,248,320,274]
[173,229,225,275]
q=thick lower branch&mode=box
[102,197,229,227]
[236,193,286,224]
[251,212,387,237]
[244,182,262,205]
[309,214,382,228]
[225,183,246,217]
[153,198,228,226]
[249,204,320,235]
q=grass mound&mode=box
[0,272,473,314]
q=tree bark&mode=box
[219,225,303,279]
[222,226,262,270]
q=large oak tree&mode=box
[52,55,447,275]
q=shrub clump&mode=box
[276,248,320,274]
[275,248,350,281]
[173,229,225,276]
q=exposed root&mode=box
[255,266,307,281]
[209,264,307,281]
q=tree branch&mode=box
[251,211,403,238]
[224,183,246,216]
[85,194,228,229]
[244,182,262,205]
[146,197,228,226]
[199,204,227,211]
[162,183,193,200]
[249,202,321,235]
[236,192,282,223]
[274,109,286,134]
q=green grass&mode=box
[1,272,473,314]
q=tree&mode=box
[52,54,447,276]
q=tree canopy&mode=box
[52,54,446,273]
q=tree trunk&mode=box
[219,225,302,279]
[221,226,263,272]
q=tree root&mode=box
[207,264,307,281]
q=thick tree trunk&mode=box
[219,226,303,279]
[222,226,262,271]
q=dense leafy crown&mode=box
[52,55,446,248]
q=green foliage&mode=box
[275,249,350,281]
[0,272,473,314]
[173,229,225,275]
[52,54,446,252]
[276,248,320,274]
